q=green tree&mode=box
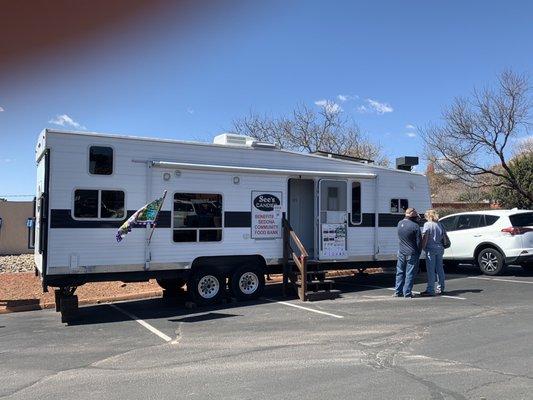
[492,152,533,209]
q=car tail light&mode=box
[501,227,533,235]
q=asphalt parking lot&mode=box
[1,267,532,400]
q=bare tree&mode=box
[232,102,388,165]
[421,70,532,203]
[513,135,533,156]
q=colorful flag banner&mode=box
[116,191,167,243]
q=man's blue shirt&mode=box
[397,218,421,256]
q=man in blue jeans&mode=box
[394,208,421,298]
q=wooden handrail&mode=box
[289,231,308,258]
[282,217,308,301]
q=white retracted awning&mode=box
[151,160,377,179]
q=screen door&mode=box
[318,179,348,260]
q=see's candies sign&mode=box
[251,191,282,239]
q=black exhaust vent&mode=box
[396,156,419,171]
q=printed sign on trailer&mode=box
[321,223,347,258]
[251,191,282,239]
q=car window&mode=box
[456,214,483,230]
[482,215,500,227]
[440,216,457,231]
[510,212,533,227]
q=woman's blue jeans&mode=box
[426,247,445,294]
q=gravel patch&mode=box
[0,254,35,274]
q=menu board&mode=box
[321,223,347,258]
[251,191,282,239]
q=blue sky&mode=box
[1,1,532,198]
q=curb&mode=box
[0,269,382,314]
[0,290,165,314]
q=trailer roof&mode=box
[43,128,426,176]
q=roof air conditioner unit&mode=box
[213,133,254,147]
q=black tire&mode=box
[230,264,266,301]
[477,248,505,275]
[187,267,225,305]
[156,278,186,291]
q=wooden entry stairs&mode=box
[282,217,340,301]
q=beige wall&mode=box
[0,201,33,255]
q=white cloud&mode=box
[48,114,86,130]
[337,94,358,102]
[355,98,394,115]
[406,132,417,138]
[0,106,4,112]
[314,99,342,114]
[1,158,14,163]
[186,107,194,114]
[406,124,415,130]
[367,99,393,114]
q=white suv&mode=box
[439,210,533,275]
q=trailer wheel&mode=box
[230,265,265,301]
[156,278,186,291]
[187,267,224,305]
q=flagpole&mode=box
[147,190,167,244]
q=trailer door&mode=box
[318,179,348,260]
[34,150,49,275]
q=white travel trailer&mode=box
[33,129,431,321]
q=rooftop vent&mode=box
[396,156,419,171]
[251,141,277,149]
[213,133,255,147]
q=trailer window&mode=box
[73,189,125,219]
[390,198,409,214]
[173,230,197,242]
[351,182,361,224]
[89,146,113,175]
[173,193,222,242]
[74,190,98,218]
[100,190,125,219]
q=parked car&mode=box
[439,210,533,275]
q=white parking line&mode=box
[340,282,466,300]
[468,276,533,285]
[109,304,172,342]
[264,298,344,319]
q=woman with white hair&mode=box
[420,209,447,296]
